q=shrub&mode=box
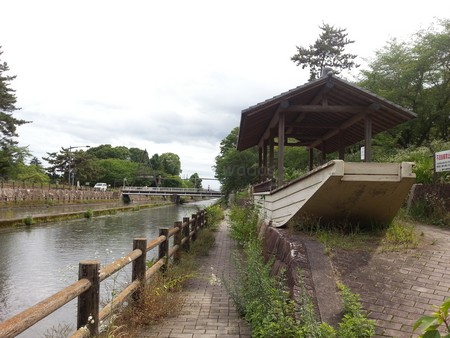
[227,239,300,337]
[84,208,93,218]
[24,215,34,226]
[229,203,259,245]
[205,204,224,229]
[337,282,375,338]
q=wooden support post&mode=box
[132,238,147,301]
[173,221,182,263]
[258,146,263,181]
[338,132,345,160]
[182,217,190,251]
[77,260,100,335]
[269,138,275,179]
[204,210,208,228]
[309,148,314,171]
[197,211,203,229]
[364,114,372,162]
[158,228,169,272]
[262,142,268,180]
[191,213,198,242]
[277,112,285,186]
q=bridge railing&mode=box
[0,210,208,338]
[122,186,220,194]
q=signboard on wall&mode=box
[435,150,450,172]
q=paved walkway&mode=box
[332,224,450,338]
[138,216,251,338]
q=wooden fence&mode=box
[0,210,207,338]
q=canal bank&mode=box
[0,199,174,228]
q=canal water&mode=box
[0,200,217,337]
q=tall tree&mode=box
[87,144,131,160]
[189,173,202,189]
[358,19,450,147]
[291,23,358,80]
[214,127,258,196]
[0,46,28,178]
[43,147,101,185]
[159,152,181,176]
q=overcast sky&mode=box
[1,1,448,189]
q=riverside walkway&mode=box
[138,215,251,338]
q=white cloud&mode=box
[1,0,449,190]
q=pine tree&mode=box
[291,23,359,80]
[0,45,28,148]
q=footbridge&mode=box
[121,186,222,202]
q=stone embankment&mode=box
[261,225,342,326]
[0,187,118,204]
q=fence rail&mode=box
[0,210,207,338]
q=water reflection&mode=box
[0,199,216,337]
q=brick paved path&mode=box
[332,224,450,338]
[138,216,251,338]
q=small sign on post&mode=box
[434,150,450,173]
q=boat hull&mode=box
[254,161,415,227]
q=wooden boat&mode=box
[254,160,415,227]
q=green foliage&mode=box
[383,221,418,250]
[228,239,300,338]
[283,147,309,182]
[205,204,224,229]
[96,158,138,187]
[84,208,93,218]
[413,298,450,337]
[159,152,181,176]
[214,127,259,197]
[337,282,376,338]
[23,215,34,226]
[189,173,202,189]
[15,163,50,183]
[291,23,358,80]
[86,144,131,160]
[43,147,101,185]
[229,203,259,245]
[0,46,28,152]
[359,19,450,148]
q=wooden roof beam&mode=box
[308,103,381,149]
[257,100,289,147]
[280,105,366,113]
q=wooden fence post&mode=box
[199,211,205,229]
[132,238,147,301]
[191,213,198,242]
[77,260,100,336]
[159,228,169,272]
[182,217,190,252]
[173,221,182,263]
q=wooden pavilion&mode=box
[237,70,416,188]
[237,70,417,227]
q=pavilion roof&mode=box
[237,73,416,153]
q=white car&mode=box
[93,183,107,191]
